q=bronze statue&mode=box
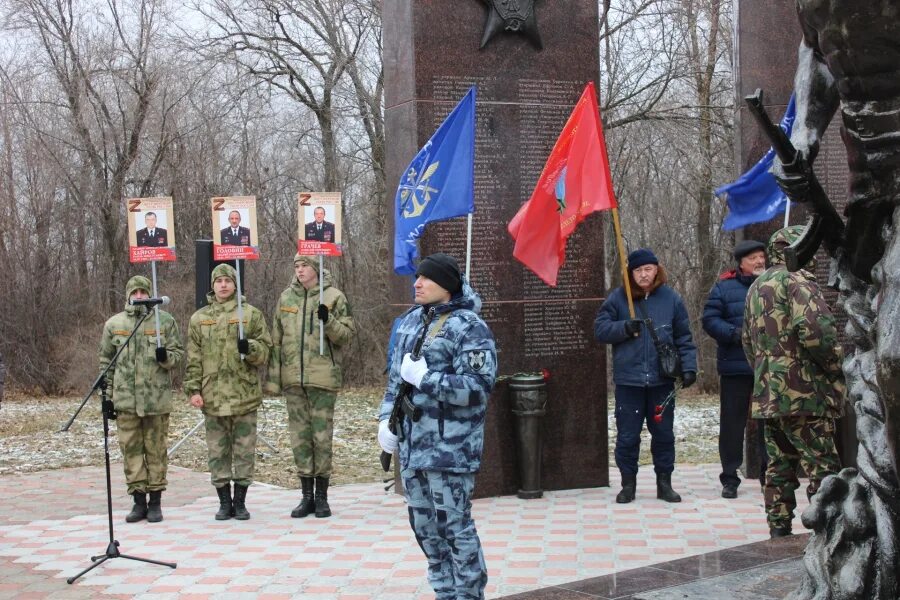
[478,0,543,50]
[771,1,900,598]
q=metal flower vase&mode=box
[509,373,548,499]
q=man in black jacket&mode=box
[702,240,768,498]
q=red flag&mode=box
[508,82,617,286]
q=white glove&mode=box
[378,419,399,454]
[400,353,429,388]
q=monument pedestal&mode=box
[384,0,609,497]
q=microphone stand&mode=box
[62,306,177,584]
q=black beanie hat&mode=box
[733,240,766,262]
[416,253,462,294]
[627,248,659,271]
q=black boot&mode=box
[147,490,163,523]
[314,476,331,518]
[232,483,250,520]
[291,477,315,518]
[770,525,792,539]
[615,475,636,504]
[215,484,232,520]
[125,492,148,523]
[656,473,682,503]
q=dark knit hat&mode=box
[416,253,462,294]
[627,248,659,271]
[733,240,766,262]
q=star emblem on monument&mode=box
[478,0,543,50]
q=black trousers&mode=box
[719,374,767,487]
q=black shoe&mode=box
[125,492,148,523]
[215,484,232,520]
[722,484,738,499]
[770,526,792,539]
[615,475,636,504]
[291,477,315,518]
[147,490,163,522]
[314,476,331,518]
[656,473,682,503]
[232,483,250,520]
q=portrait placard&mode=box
[212,196,259,261]
[128,197,176,263]
[297,192,342,256]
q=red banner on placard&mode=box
[213,244,260,261]
[297,240,343,256]
[130,246,176,263]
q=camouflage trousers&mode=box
[203,411,258,488]
[402,468,487,600]
[762,416,841,530]
[285,388,337,478]
[115,412,169,495]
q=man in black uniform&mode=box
[220,210,251,246]
[304,207,336,242]
[136,212,168,247]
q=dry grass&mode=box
[0,387,722,485]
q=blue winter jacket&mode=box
[379,282,497,473]
[702,269,755,376]
[594,280,697,387]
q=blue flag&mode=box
[394,87,476,275]
[716,95,796,231]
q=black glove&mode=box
[623,319,642,337]
[98,377,108,391]
[731,329,742,345]
[155,347,168,363]
[681,371,696,388]
[237,338,250,355]
[317,304,329,323]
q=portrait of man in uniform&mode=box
[304,206,336,243]
[220,210,251,246]
[136,212,169,247]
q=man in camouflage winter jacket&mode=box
[185,263,272,520]
[268,254,355,519]
[743,225,846,538]
[377,253,497,600]
[99,275,184,523]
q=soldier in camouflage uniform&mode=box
[378,253,497,600]
[742,226,846,538]
[268,254,355,518]
[185,263,272,520]
[99,275,184,523]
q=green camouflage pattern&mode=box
[762,416,841,529]
[116,413,170,494]
[99,276,184,416]
[184,270,272,416]
[742,226,846,419]
[268,270,355,393]
[285,388,338,477]
[204,411,258,487]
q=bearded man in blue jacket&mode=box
[702,240,768,499]
[595,248,697,504]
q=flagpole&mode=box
[783,199,791,227]
[465,213,473,279]
[611,208,635,319]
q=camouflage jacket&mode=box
[99,305,184,416]
[742,226,846,419]
[268,271,355,393]
[378,282,497,474]
[184,292,272,416]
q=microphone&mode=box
[129,296,171,307]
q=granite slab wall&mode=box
[384,0,609,497]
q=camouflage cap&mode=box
[211,263,237,287]
[293,253,320,275]
[767,225,805,265]
[125,275,152,299]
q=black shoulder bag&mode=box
[636,302,682,379]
